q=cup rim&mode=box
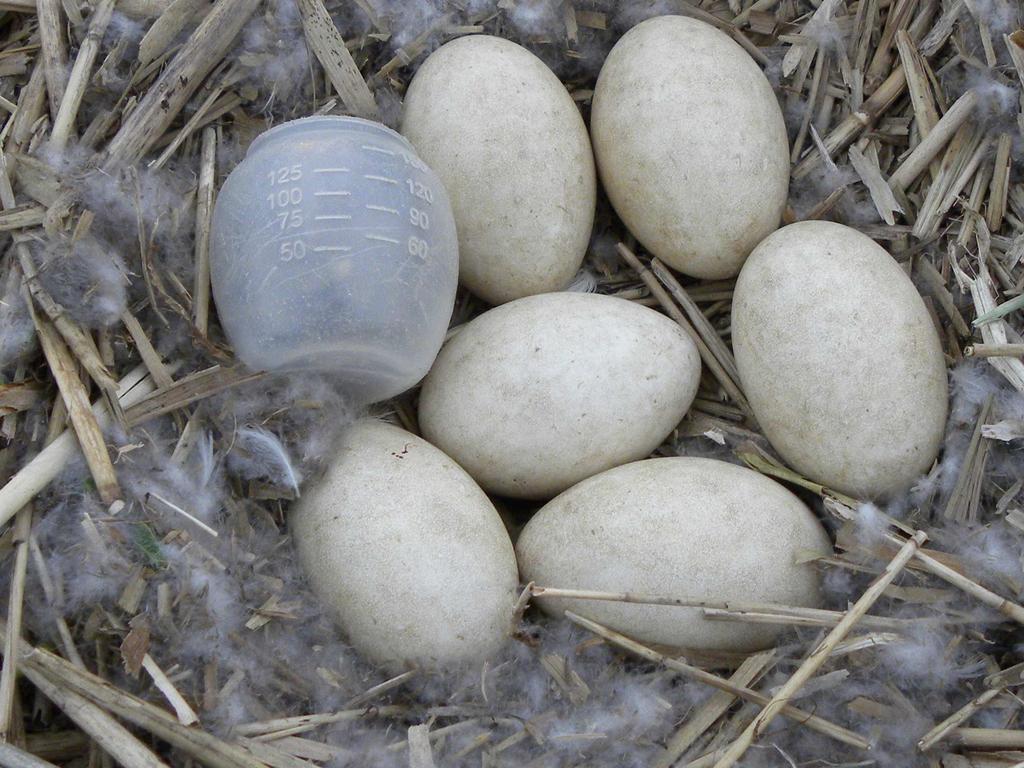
[248,115,411,155]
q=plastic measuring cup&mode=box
[210,116,459,403]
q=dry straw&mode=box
[0,0,1023,765]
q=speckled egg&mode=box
[732,221,948,498]
[290,420,519,668]
[401,34,596,304]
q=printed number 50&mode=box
[280,240,305,261]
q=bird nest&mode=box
[0,0,1023,767]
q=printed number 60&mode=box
[407,236,429,260]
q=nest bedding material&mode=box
[0,0,1023,766]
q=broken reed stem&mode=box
[563,611,870,750]
[831,632,903,655]
[0,150,124,425]
[23,730,92,760]
[385,718,511,755]
[17,640,263,768]
[900,97,974,189]
[648,258,742,384]
[965,344,1024,358]
[686,748,729,768]
[967,259,1024,394]
[35,0,67,118]
[21,667,169,768]
[19,250,125,424]
[295,0,377,119]
[865,0,916,87]
[237,707,411,742]
[0,507,32,739]
[711,531,927,768]
[486,711,557,757]
[141,654,199,726]
[121,309,175,389]
[373,13,453,82]
[918,686,1003,751]
[951,728,1024,749]
[790,49,826,166]
[24,298,121,504]
[616,243,754,421]
[49,0,116,150]
[915,133,993,240]
[136,0,209,66]
[193,126,216,335]
[6,63,45,162]
[510,582,533,632]
[917,257,971,336]
[985,660,1024,688]
[793,67,906,179]
[147,492,219,539]
[850,143,903,225]
[654,651,774,768]
[887,532,1024,625]
[236,735,331,767]
[28,534,87,669]
[701,607,903,631]
[986,132,1012,233]
[407,724,436,768]
[0,204,46,230]
[0,742,61,768]
[123,364,264,426]
[0,365,152,529]
[896,29,939,138]
[102,0,263,169]
[236,670,418,739]
[530,586,910,632]
[943,395,992,523]
[149,87,228,170]
[669,0,766,65]
[736,446,863,509]
[802,185,846,220]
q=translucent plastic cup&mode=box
[210,116,459,403]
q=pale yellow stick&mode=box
[918,687,1003,750]
[711,531,927,768]
[564,611,870,750]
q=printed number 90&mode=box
[409,207,430,230]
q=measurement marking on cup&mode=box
[362,144,396,156]
[363,174,398,185]
[365,234,400,245]
[314,191,351,197]
[314,215,353,221]
[365,204,399,215]
[313,167,350,174]
[313,245,352,253]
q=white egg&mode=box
[419,293,701,499]
[290,420,519,668]
[400,35,596,305]
[517,457,831,652]
[732,221,948,498]
[590,15,789,279]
